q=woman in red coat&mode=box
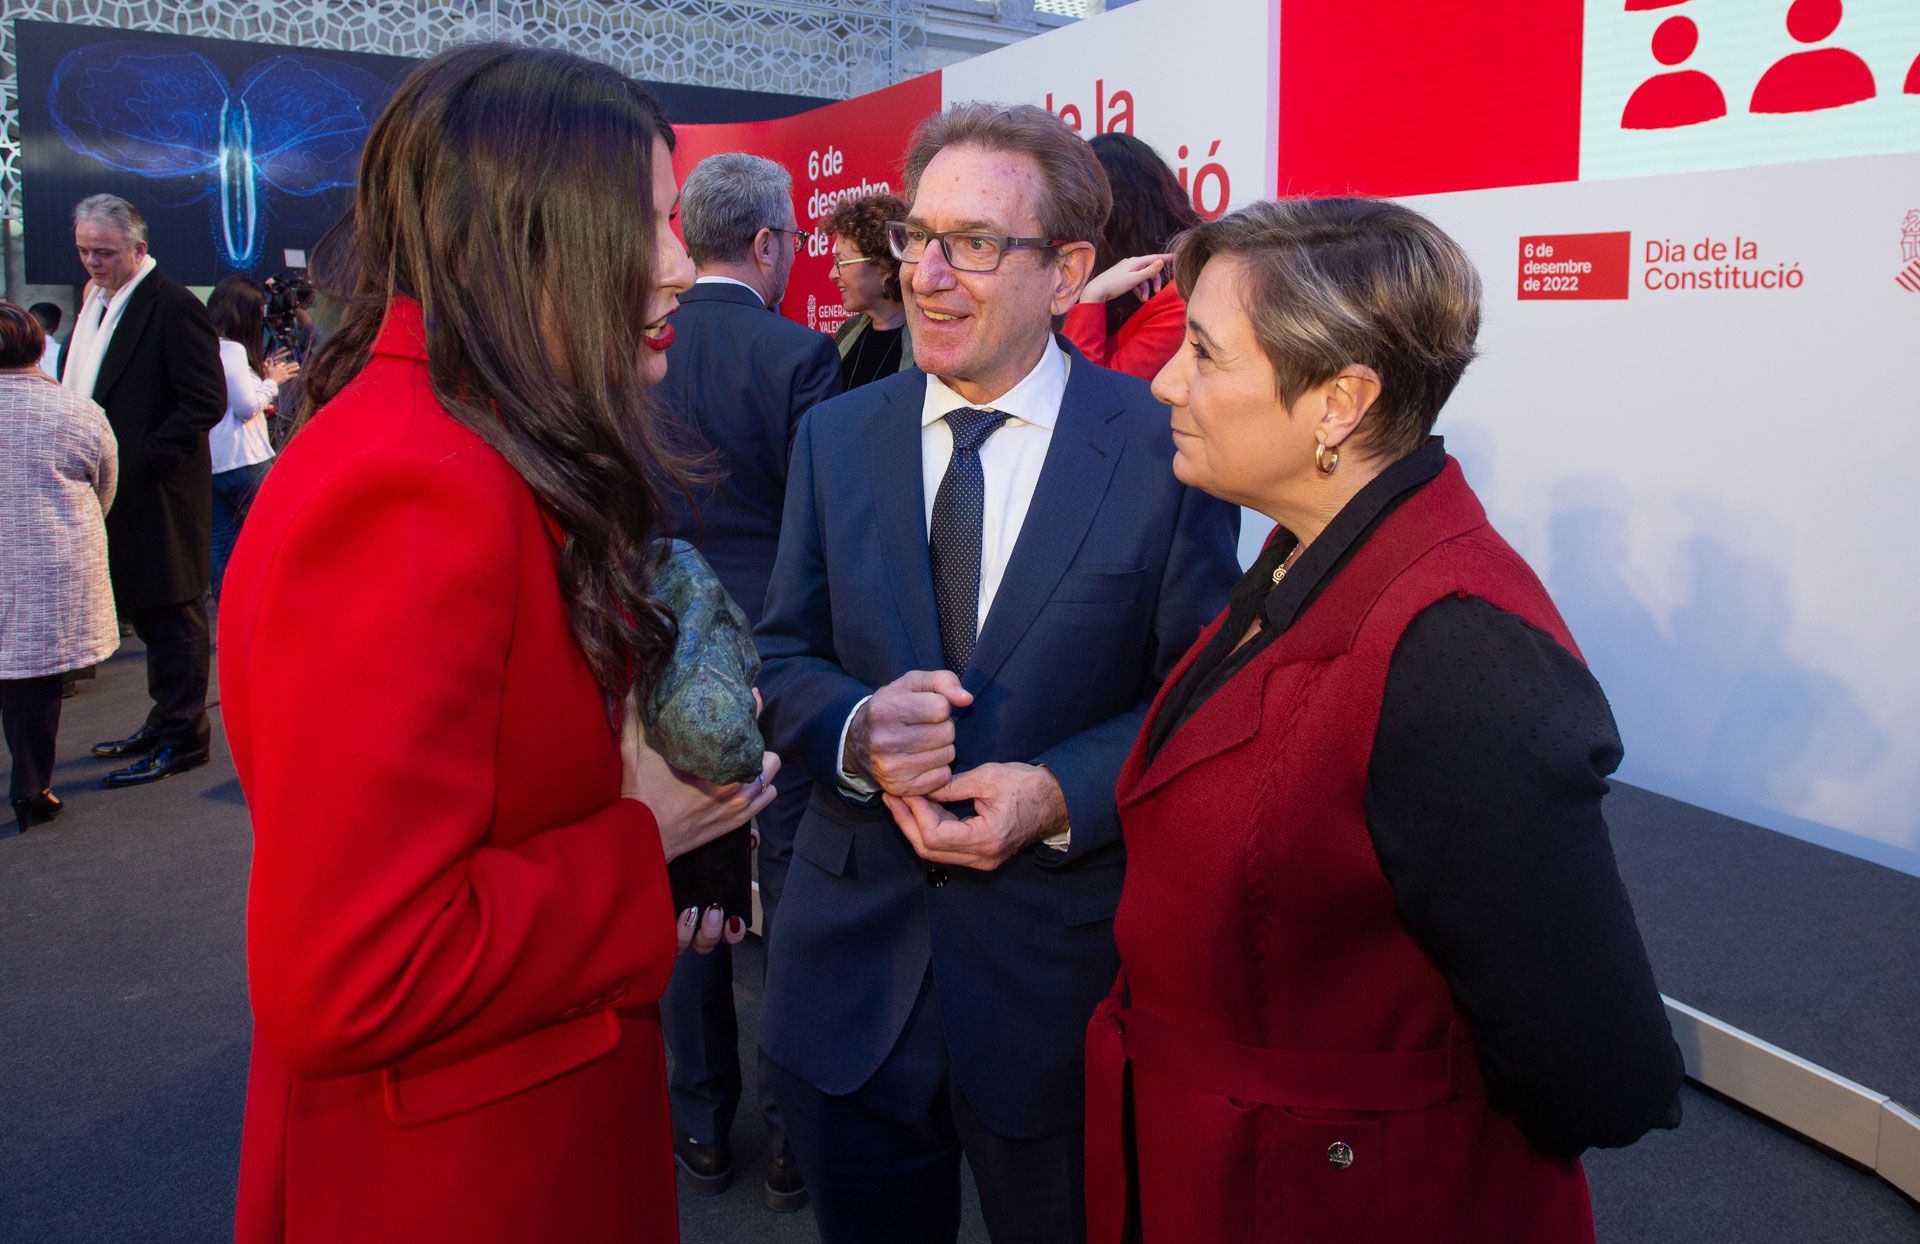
[220,46,778,1242]
[1084,199,1684,1243]
[1062,133,1199,381]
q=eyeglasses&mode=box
[886,221,1065,273]
[831,255,876,274]
[767,227,807,255]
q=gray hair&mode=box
[73,193,148,246]
[680,153,793,266]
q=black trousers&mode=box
[126,599,210,752]
[765,971,1087,1244]
[2,674,65,802]
[661,771,808,1156]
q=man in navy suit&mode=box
[755,105,1239,1243]
[654,152,841,1214]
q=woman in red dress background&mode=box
[1063,132,1201,381]
[221,45,778,1241]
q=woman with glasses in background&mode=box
[826,191,913,390]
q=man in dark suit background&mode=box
[654,151,841,1214]
[63,194,226,786]
[753,105,1240,1243]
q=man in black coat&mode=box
[62,195,227,785]
[653,152,842,1214]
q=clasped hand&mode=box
[883,762,1068,872]
[621,690,779,954]
[845,670,1067,871]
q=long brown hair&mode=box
[207,275,267,375]
[298,43,690,708]
[1090,133,1201,337]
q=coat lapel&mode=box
[1119,639,1273,808]
[1119,458,1490,807]
[869,378,946,672]
[965,351,1123,691]
[91,272,159,402]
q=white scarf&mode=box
[63,254,158,400]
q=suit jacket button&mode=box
[927,867,949,887]
[1327,1141,1354,1169]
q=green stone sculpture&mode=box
[642,540,765,785]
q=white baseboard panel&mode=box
[1664,996,1920,1202]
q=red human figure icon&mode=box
[1622,17,1728,129]
[1749,0,1877,114]
[1905,50,1919,94]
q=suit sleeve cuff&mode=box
[836,696,880,799]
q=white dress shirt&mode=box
[38,337,61,380]
[837,341,1072,815]
[62,255,157,401]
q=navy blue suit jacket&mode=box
[754,344,1239,1137]
[655,281,842,626]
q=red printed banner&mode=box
[1516,231,1632,300]
[676,73,943,334]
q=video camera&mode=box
[262,270,317,360]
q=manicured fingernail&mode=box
[727,917,743,935]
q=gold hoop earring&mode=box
[1315,439,1340,475]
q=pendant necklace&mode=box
[1271,543,1304,587]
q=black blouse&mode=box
[839,320,904,392]
[1150,438,1684,1159]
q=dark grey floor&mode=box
[1,642,1916,1241]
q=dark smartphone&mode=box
[667,823,753,926]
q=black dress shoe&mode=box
[673,1135,733,1196]
[11,790,63,830]
[92,724,161,758]
[762,1153,808,1213]
[103,745,210,787]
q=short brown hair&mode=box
[826,191,908,301]
[0,301,46,369]
[1173,198,1482,462]
[903,103,1111,247]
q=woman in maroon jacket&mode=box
[1084,199,1683,1243]
[221,46,778,1242]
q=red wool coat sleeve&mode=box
[235,446,676,1078]
[1062,284,1188,382]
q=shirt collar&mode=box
[695,274,768,306]
[920,338,1068,431]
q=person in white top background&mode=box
[28,304,63,379]
[205,276,299,601]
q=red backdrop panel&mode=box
[674,72,944,333]
[1277,0,1585,198]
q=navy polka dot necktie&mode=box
[930,407,1012,673]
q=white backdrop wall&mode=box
[1408,149,1920,875]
